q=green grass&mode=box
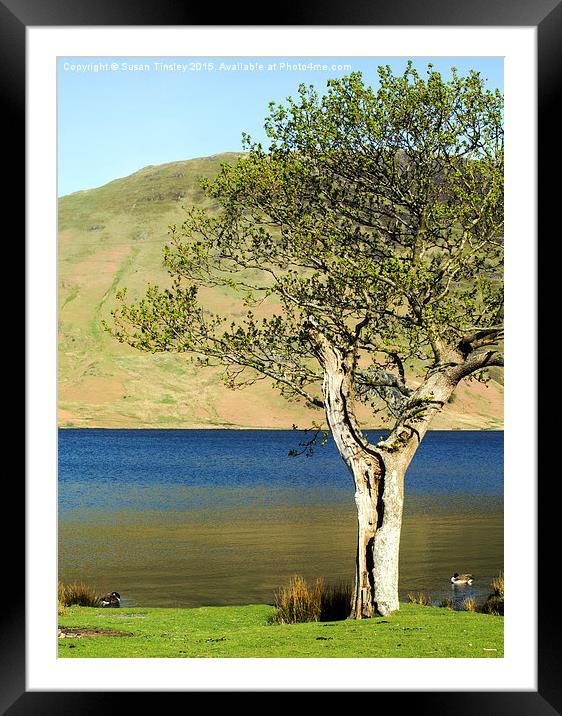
[58,602,503,658]
[91,245,141,339]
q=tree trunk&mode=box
[369,366,459,615]
[371,458,405,616]
[348,453,406,618]
[318,340,405,617]
[316,335,461,618]
[348,448,383,618]
[323,371,407,617]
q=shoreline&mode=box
[57,424,504,431]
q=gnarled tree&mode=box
[106,63,503,618]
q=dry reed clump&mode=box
[481,572,504,615]
[490,573,504,598]
[58,581,102,608]
[270,575,353,624]
[439,597,455,610]
[481,595,504,615]
[271,575,322,624]
[407,592,433,607]
[462,596,478,612]
[58,582,67,615]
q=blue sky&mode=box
[58,56,503,197]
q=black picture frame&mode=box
[11,0,558,711]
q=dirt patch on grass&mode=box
[58,627,134,638]
[60,375,125,406]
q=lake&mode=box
[58,428,503,609]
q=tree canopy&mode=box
[108,62,503,435]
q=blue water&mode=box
[58,429,503,608]
[59,428,502,510]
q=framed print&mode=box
[11,0,560,711]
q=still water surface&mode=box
[59,429,503,609]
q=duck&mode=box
[100,591,121,607]
[450,573,474,585]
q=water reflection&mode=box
[58,429,503,610]
[59,497,502,609]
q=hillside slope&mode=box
[58,154,503,430]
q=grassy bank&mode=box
[58,602,503,658]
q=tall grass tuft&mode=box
[462,596,478,612]
[407,591,433,607]
[271,575,323,624]
[481,595,503,615]
[439,597,455,610]
[490,573,504,598]
[270,575,353,624]
[59,581,102,608]
[481,573,504,615]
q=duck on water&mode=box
[450,573,474,585]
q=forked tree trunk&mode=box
[317,337,458,618]
[347,449,405,618]
[348,446,383,618]
[319,342,405,617]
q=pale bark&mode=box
[372,461,404,615]
[370,369,459,612]
[317,345,413,617]
[314,337,379,617]
[313,330,500,618]
[370,358,489,614]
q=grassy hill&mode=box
[58,154,503,430]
